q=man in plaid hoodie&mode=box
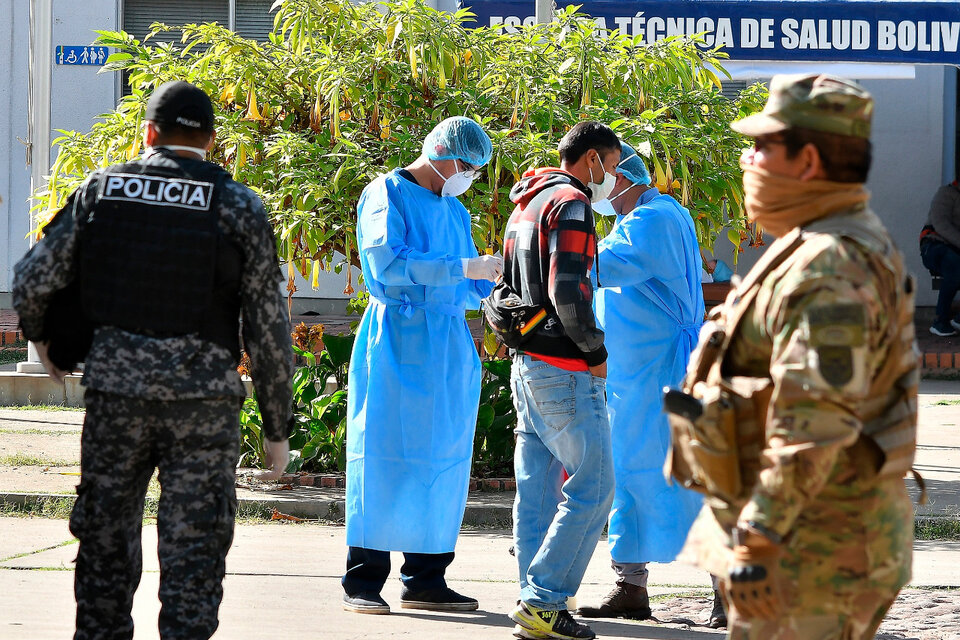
[504,121,620,640]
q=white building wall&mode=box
[0,1,33,309]
[51,0,119,138]
[713,66,953,309]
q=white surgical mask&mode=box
[592,199,616,217]
[429,158,476,198]
[587,156,616,203]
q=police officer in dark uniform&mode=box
[12,81,293,640]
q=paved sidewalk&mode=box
[2,380,958,521]
[1,518,958,640]
[0,381,958,638]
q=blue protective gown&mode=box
[594,188,705,563]
[346,170,493,553]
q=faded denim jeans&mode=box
[511,355,615,610]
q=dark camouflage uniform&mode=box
[12,149,292,640]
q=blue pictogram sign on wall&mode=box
[56,46,109,66]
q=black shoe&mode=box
[343,591,390,614]
[510,602,595,640]
[707,590,727,629]
[577,582,651,620]
[400,586,479,611]
[951,316,960,332]
[930,320,957,337]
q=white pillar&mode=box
[535,0,552,24]
[18,0,53,375]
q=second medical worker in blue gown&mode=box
[342,117,501,615]
[580,143,719,623]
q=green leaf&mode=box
[323,333,355,369]
[476,404,495,430]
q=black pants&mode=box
[342,546,454,596]
[921,240,960,322]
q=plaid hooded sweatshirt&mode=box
[502,167,607,368]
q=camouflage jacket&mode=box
[688,204,916,606]
[12,150,293,441]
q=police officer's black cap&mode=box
[145,81,215,132]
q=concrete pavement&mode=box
[2,517,959,640]
[1,381,959,638]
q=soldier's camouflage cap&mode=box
[731,73,873,139]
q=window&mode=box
[720,80,748,101]
[123,0,275,43]
[121,0,275,93]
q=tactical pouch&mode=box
[665,376,771,504]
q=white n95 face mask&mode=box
[587,158,616,203]
[429,159,476,198]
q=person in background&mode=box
[503,121,619,640]
[342,116,500,615]
[579,142,725,628]
[920,178,960,336]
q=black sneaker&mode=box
[577,582,651,620]
[343,591,390,614]
[707,590,727,628]
[951,316,960,332]
[509,602,596,640]
[400,586,478,611]
[930,320,957,337]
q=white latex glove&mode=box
[254,439,290,482]
[462,255,503,281]
[34,341,68,384]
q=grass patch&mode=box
[0,454,77,467]
[915,517,960,541]
[934,399,960,406]
[0,495,76,519]
[0,428,79,436]
[649,590,712,603]
[0,349,27,366]
[0,538,77,564]
[922,371,960,381]
[1,404,84,412]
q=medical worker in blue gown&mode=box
[580,143,725,627]
[342,117,502,615]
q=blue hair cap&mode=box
[618,142,651,186]
[422,116,492,167]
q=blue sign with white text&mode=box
[464,1,960,64]
[56,46,109,66]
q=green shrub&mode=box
[35,0,765,293]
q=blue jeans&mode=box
[511,355,615,610]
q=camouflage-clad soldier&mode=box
[667,74,918,639]
[12,81,292,640]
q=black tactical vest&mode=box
[78,154,242,360]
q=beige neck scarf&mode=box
[742,165,870,237]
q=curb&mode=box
[0,491,514,527]
[921,351,960,374]
[278,474,517,492]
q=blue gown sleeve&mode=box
[598,207,683,288]
[358,178,466,287]
[466,278,494,309]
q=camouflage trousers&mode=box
[70,390,240,640]
[726,590,897,640]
